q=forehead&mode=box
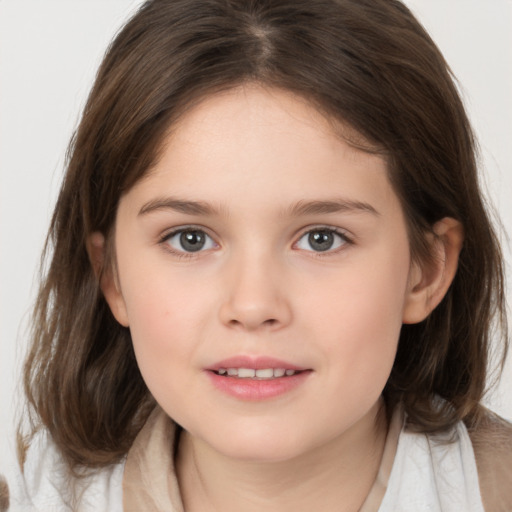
[164,84,379,162]
[121,85,399,219]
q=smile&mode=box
[206,357,311,400]
[214,368,300,379]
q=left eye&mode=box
[164,229,216,253]
[295,228,348,252]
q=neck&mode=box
[176,400,388,512]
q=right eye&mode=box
[163,229,216,253]
[295,227,350,253]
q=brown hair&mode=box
[22,0,508,469]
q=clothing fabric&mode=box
[6,430,124,512]
[4,406,510,511]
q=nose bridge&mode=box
[219,244,291,331]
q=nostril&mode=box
[227,317,278,330]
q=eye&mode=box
[295,228,349,252]
[163,229,216,253]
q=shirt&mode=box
[5,406,512,511]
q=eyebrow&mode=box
[139,197,218,216]
[138,196,380,218]
[286,199,380,217]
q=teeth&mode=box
[238,368,256,378]
[255,368,274,378]
[215,368,298,379]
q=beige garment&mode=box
[123,409,184,512]
[469,413,512,512]
[0,475,9,512]
[122,406,402,512]
[123,406,512,512]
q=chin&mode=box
[204,426,311,463]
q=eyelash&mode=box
[158,225,353,259]
[294,226,353,255]
[159,226,217,259]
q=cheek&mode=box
[117,265,195,370]
[117,258,224,396]
[307,250,410,390]
[120,256,210,332]
[309,248,409,328]
[125,289,200,413]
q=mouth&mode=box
[205,356,311,400]
[211,368,304,379]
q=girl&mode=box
[3,0,511,510]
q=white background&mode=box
[1,0,511,477]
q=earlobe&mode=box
[87,232,130,327]
[402,217,464,324]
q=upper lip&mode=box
[206,356,308,371]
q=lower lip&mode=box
[205,371,312,401]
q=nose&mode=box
[218,252,292,332]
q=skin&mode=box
[96,85,463,511]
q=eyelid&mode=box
[159,224,205,241]
[293,225,353,253]
[159,225,219,256]
[156,224,353,257]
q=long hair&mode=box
[22,0,508,469]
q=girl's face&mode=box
[106,85,422,462]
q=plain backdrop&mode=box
[1,0,511,478]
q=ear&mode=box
[87,232,130,327]
[402,217,464,324]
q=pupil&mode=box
[309,231,333,251]
[180,231,205,252]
